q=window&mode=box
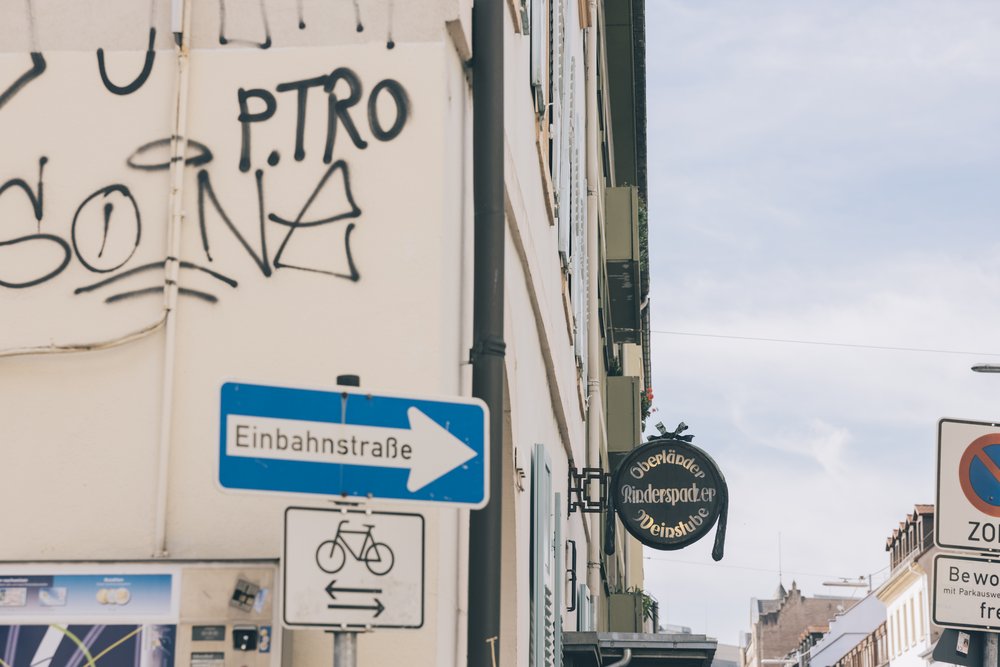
[909,598,916,646]
[896,609,902,654]
[891,611,898,656]
[917,591,924,639]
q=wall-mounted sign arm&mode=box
[568,466,608,514]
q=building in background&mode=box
[741,582,858,667]
[875,505,941,667]
[0,0,654,665]
[808,592,886,667]
[777,505,939,667]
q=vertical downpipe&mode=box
[468,0,505,664]
[584,0,603,605]
[153,0,193,557]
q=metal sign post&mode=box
[330,630,357,667]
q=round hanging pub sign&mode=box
[611,437,728,558]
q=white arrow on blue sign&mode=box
[218,382,489,508]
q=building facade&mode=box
[808,592,885,667]
[875,505,940,667]
[742,582,858,667]
[0,0,651,665]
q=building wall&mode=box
[0,0,625,665]
[746,585,857,667]
[809,592,885,667]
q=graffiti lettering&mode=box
[0,157,46,225]
[219,0,272,49]
[2,29,416,306]
[275,75,327,162]
[0,157,70,289]
[0,53,47,111]
[71,184,142,274]
[126,137,214,171]
[197,168,272,276]
[368,79,408,142]
[239,69,410,172]
[271,160,361,282]
[97,28,157,96]
[238,88,277,173]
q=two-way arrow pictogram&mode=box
[324,580,385,618]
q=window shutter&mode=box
[530,0,548,114]
[531,443,555,667]
[577,583,593,631]
[554,492,564,666]
[554,1,577,268]
[569,58,588,380]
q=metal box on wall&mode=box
[607,592,644,633]
[605,187,641,344]
[606,375,641,473]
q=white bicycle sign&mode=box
[315,520,395,576]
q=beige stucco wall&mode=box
[0,1,597,665]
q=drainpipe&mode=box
[153,0,193,558]
[606,649,634,667]
[467,0,505,664]
[585,0,603,606]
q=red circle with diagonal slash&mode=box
[959,433,1000,517]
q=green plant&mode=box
[640,386,655,428]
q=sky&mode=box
[642,0,1000,646]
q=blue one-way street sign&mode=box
[219,382,489,507]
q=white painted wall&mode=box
[885,576,931,667]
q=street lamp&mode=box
[822,576,871,592]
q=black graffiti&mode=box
[126,137,214,171]
[75,259,237,295]
[197,168,272,276]
[219,0,272,49]
[323,68,369,161]
[73,258,236,306]
[0,52,46,111]
[196,161,361,282]
[368,80,408,141]
[105,285,219,304]
[97,28,157,96]
[0,234,71,289]
[0,157,69,289]
[385,0,395,49]
[271,161,361,281]
[239,69,409,172]
[352,0,364,32]
[238,88,277,173]
[0,157,46,225]
[275,75,327,162]
[268,160,360,228]
[71,185,142,274]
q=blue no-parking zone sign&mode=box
[937,418,1000,553]
[218,382,489,508]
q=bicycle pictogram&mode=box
[315,520,395,576]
